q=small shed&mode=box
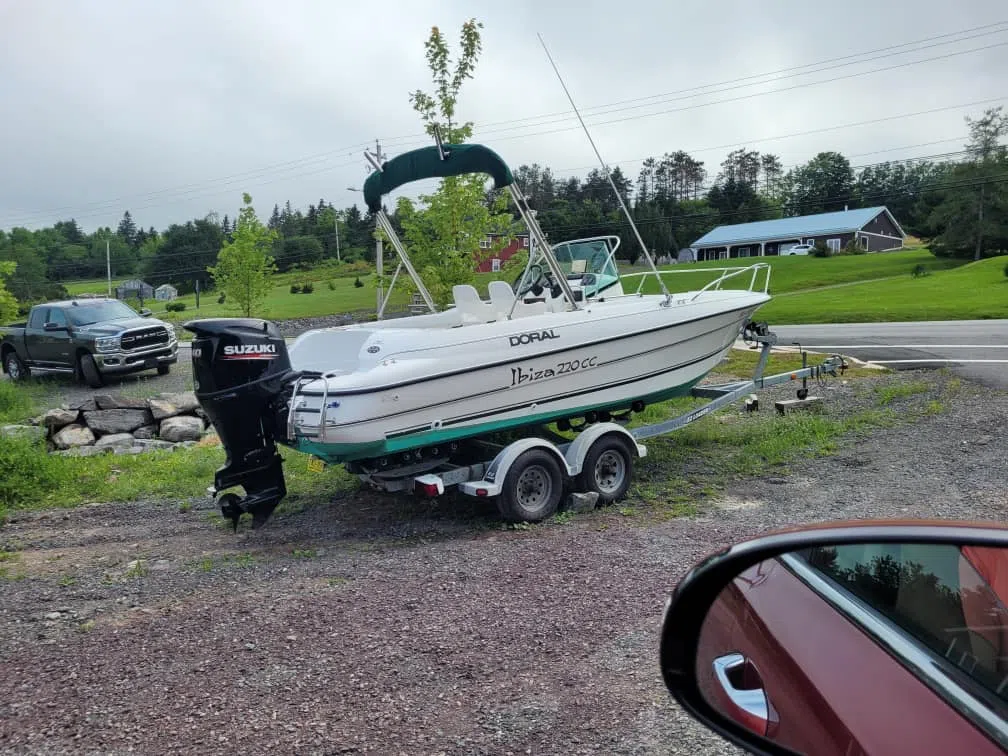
[155,284,178,301]
[115,279,154,301]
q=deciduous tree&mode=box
[394,19,513,307]
[207,193,277,317]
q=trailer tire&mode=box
[576,434,634,504]
[497,448,564,523]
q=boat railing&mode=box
[688,262,772,301]
[626,262,771,301]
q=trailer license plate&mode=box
[307,457,325,473]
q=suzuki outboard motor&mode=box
[184,318,296,530]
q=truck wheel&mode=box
[575,434,634,504]
[79,353,104,388]
[3,351,29,381]
[157,364,170,376]
[496,448,564,523]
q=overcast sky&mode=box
[0,0,1004,233]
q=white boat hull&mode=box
[286,289,768,463]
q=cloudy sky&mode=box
[0,0,1004,232]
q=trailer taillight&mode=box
[413,474,445,498]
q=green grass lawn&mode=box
[625,248,962,296]
[756,255,1008,323]
[54,247,995,329]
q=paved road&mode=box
[769,320,1008,390]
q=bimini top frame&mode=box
[362,141,583,314]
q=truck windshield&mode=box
[67,301,140,326]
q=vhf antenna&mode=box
[536,33,672,304]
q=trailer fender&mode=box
[460,437,568,498]
[563,423,647,477]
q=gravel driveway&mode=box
[0,369,1005,754]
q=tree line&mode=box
[1,100,1005,317]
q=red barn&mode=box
[475,233,531,273]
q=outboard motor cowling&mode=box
[184,318,296,530]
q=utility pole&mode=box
[334,214,341,262]
[106,239,111,297]
[372,139,386,318]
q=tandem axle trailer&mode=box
[345,322,847,523]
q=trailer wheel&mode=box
[576,434,634,504]
[497,449,564,523]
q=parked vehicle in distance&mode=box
[1,298,177,388]
[660,521,1008,755]
[781,243,813,256]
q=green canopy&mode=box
[363,143,514,213]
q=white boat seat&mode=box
[452,284,495,324]
[488,280,516,320]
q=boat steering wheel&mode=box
[514,263,554,297]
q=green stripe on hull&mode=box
[291,375,703,465]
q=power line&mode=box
[5,94,1001,232]
[39,166,1005,285]
[377,21,1008,143]
[5,22,1006,229]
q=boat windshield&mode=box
[552,239,619,280]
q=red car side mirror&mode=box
[660,521,1008,756]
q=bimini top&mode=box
[363,143,515,213]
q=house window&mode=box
[859,235,868,250]
[521,236,529,248]
[827,238,840,252]
[491,258,501,272]
[718,249,729,261]
[479,237,491,249]
[738,247,750,258]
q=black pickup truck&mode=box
[1,298,178,388]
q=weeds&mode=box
[875,381,930,405]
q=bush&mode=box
[1004,261,1008,279]
[290,284,302,294]
[301,281,314,294]
[165,301,186,312]
[837,239,867,256]
[354,276,364,288]
[217,293,226,304]
[327,279,336,291]
[810,241,832,258]
[911,263,930,278]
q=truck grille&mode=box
[120,326,169,351]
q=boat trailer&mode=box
[349,321,847,523]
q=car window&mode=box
[47,309,67,327]
[28,307,47,329]
[799,544,1008,714]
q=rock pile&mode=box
[2,392,218,456]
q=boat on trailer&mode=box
[184,141,772,528]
